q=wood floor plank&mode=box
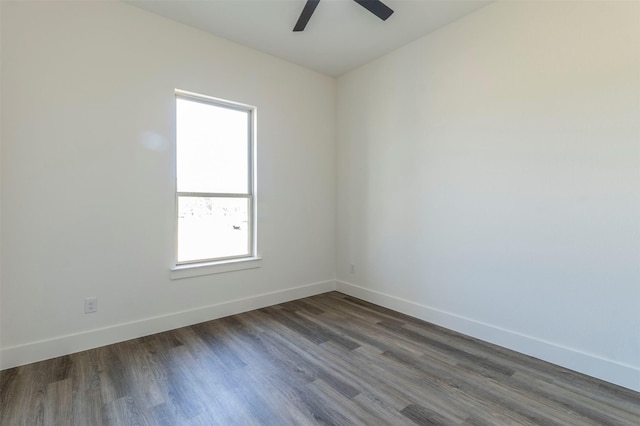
[351,393,415,425]
[1,291,639,425]
[102,395,153,426]
[294,312,538,425]
[147,402,177,426]
[301,299,444,360]
[43,378,72,426]
[72,388,104,426]
[401,402,456,426]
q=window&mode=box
[175,90,256,267]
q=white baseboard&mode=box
[0,279,337,370]
[336,280,640,393]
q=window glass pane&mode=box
[177,196,250,263]
[176,98,249,194]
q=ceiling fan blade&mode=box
[353,0,394,21]
[293,0,321,32]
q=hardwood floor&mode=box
[1,292,639,425]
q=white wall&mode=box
[336,1,640,391]
[0,1,336,367]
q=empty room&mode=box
[1,0,639,424]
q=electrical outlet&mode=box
[85,297,97,314]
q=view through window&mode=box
[175,91,255,264]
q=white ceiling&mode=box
[127,0,492,77]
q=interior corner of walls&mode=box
[335,281,640,393]
[0,279,336,371]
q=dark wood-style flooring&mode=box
[1,292,639,425]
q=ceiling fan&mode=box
[293,0,394,32]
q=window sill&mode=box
[171,257,262,280]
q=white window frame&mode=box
[171,90,260,279]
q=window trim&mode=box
[173,89,258,273]
[170,257,262,280]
